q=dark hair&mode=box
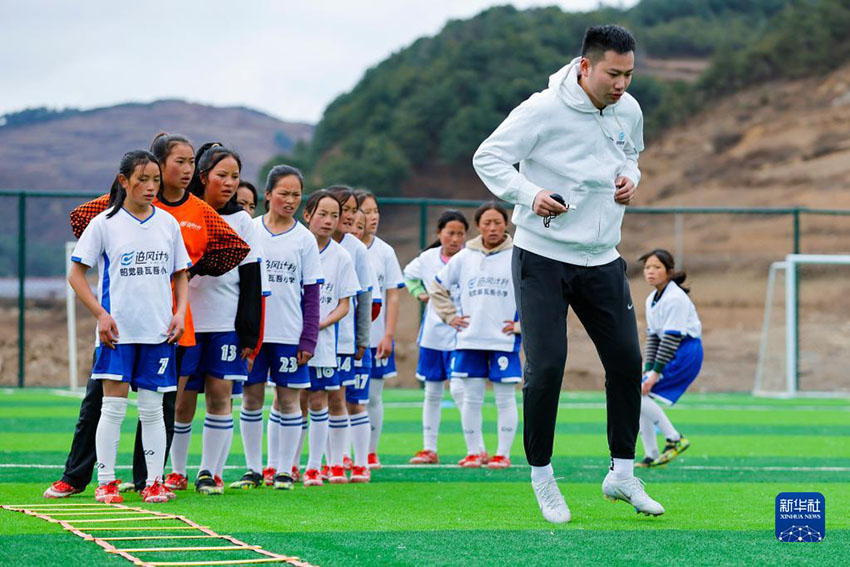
[639,248,689,293]
[303,189,340,219]
[581,25,636,62]
[474,201,509,225]
[324,184,357,212]
[354,188,377,209]
[425,209,469,250]
[238,181,258,206]
[107,150,160,218]
[265,165,304,193]
[188,142,242,213]
[149,132,193,164]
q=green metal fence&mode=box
[5,188,850,388]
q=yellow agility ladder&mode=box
[2,502,318,567]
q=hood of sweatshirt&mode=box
[465,234,513,255]
[549,57,623,115]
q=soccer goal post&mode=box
[754,254,850,398]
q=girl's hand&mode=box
[166,314,185,344]
[241,347,255,372]
[502,320,517,335]
[318,318,330,331]
[376,335,393,359]
[448,315,469,331]
[641,371,659,396]
[355,346,366,361]
[297,350,313,366]
[98,312,120,349]
[417,293,429,304]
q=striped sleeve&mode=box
[190,202,251,277]
[643,333,660,372]
[69,194,110,238]
[652,331,684,374]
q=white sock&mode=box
[342,422,352,464]
[641,395,680,441]
[293,415,307,471]
[611,457,634,480]
[199,413,233,474]
[493,382,517,459]
[267,408,281,470]
[460,378,486,455]
[349,411,370,467]
[530,463,554,484]
[449,378,465,410]
[328,414,349,467]
[307,409,329,471]
[367,379,384,454]
[95,396,128,484]
[170,421,192,476]
[239,408,264,473]
[215,417,234,478]
[422,381,443,452]
[639,409,660,460]
[278,412,303,478]
[137,389,166,485]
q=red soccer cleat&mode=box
[350,466,371,483]
[367,453,382,470]
[320,464,330,481]
[458,454,482,468]
[303,468,323,487]
[409,450,439,464]
[486,455,511,469]
[343,455,353,471]
[328,465,348,484]
[43,480,83,499]
[95,480,124,503]
[262,467,276,487]
[291,466,301,482]
[163,472,187,491]
[141,480,170,503]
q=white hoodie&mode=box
[473,57,644,267]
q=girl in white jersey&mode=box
[323,186,378,484]
[173,143,264,495]
[69,150,191,504]
[406,210,469,465]
[356,189,405,469]
[430,202,521,470]
[637,249,703,468]
[302,190,361,486]
[234,166,323,490]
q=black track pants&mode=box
[512,247,642,466]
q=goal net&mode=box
[754,254,850,397]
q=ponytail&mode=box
[107,150,160,219]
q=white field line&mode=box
[2,463,849,472]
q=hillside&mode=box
[0,99,313,191]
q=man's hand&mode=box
[641,370,659,396]
[532,190,568,218]
[614,176,636,205]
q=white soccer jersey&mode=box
[336,233,374,354]
[190,210,262,332]
[645,281,702,339]
[71,207,191,345]
[309,239,361,368]
[404,247,460,352]
[435,246,518,353]
[254,217,323,345]
[366,236,405,347]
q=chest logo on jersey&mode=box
[179,220,203,231]
[466,276,510,298]
[320,282,336,305]
[265,259,298,284]
[118,250,170,277]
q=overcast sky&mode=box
[1,0,636,124]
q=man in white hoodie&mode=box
[473,24,664,523]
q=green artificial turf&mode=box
[1,388,848,566]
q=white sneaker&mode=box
[602,472,665,516]
[531,477,571,524]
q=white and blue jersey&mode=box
[644,281,703,404]
[366,235,405,379]
[338,233,377,388]
[248,217,324,388]
[72,207,191,390]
